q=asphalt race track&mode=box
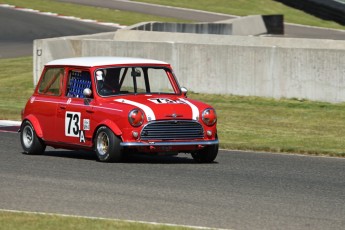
[0,6,118,58]
[1,131,345,229]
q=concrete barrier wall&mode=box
[113,30,345,49]
[33,32,117,85]
[128,16,268,36]
[33,32,345,103]
[127,15,284,36]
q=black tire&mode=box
[94,126,123,162]
[20,120,46,155]
[191,142,218,163]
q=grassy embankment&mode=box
[136,0,345,30]
[2,0,345,29]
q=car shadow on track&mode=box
[42,150,97,161]
[41,149,216,164]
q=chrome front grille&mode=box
[140,120,204,140]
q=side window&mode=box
[66,70,92,98]
[38,68,64,96]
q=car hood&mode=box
[110,95,207,121]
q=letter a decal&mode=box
[79,130,85,143]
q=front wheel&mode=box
[191,142,218,163]
[20,120,46,155]
[94,126,123,162]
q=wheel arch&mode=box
[93,119,123,141]
[21,115,43,138]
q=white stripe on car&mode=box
[114,99,156,121]
[179,98,199,120]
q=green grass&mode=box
[136,0,345,30]
[190,93,345,157]
[2,57,345,157]
[0,211,191,230]
[2,0,345,29]
[0,56,34,120]
[0,0,189,25]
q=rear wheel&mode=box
[20,120,46,155]
[94,126,122,162]
[191,141,218,163]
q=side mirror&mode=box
[83,88,92,98]
[83,88,92,105]
[181,87,188,97]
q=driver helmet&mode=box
[96,70,104,81]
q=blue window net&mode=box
[67,71,91,98]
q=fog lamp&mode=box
[132,131,139,139]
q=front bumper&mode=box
[120,139,219,147]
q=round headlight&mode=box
[202,108,217,126]
[128,109,144,127]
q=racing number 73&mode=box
[65,111,81,137]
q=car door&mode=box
[33,67,65,142]
[55,69,94,147]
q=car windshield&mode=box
[95,66,179,96]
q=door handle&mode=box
[59,104,66,109]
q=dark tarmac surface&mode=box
[0,6,117,58]
[1,131,345,229]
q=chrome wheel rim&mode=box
[22,125,33,148]
[97,131,109,156]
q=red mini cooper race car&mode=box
[20,57,218,162]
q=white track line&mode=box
[0,120,21,126]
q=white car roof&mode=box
[45,56,169,67]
